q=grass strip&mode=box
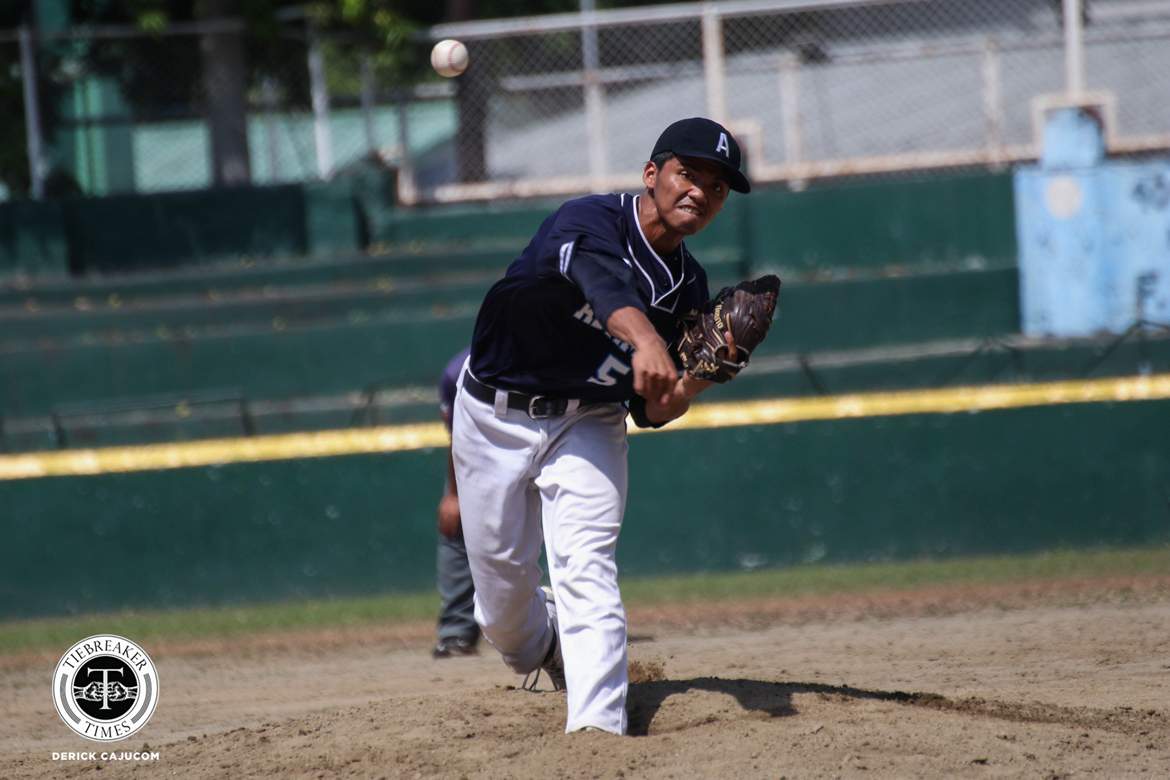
[620,545,1170,603]
[2,545,1167,656]
[0,592,440,657]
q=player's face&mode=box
[644,156,730,236]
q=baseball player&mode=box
[451,118,752,735]
[432,347,481,658]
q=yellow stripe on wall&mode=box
[2,373,1168,481]
[651,372,1170,433]
[0,422,450,482]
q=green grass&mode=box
[620,545,1170,603]
[0,592,441,657]
[2,546,1167,656]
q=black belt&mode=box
[461,372,580,419]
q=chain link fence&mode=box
[5,0,1170,204]
[430,0,1170,199]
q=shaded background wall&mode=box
[3,397,1168,619]
[1,164,1168,620]
[0,171,1019,425]
[2,1,1168,622]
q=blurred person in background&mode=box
[432,347,480,658]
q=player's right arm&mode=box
[558,243,676,405]
[548,197,676,404]
[604,306,677,406]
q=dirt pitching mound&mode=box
[6,577,1170,778]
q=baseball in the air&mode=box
[431,39,469,78]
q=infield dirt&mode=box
[5,575,1169,778]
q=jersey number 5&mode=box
[587,355,632,386]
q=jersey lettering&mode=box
[573,302,605,332]
[587,354,632,386]
[715,132,730,157]
[573,303,634,354]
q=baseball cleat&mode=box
[522,587,566,692]
[432,636,479,659]
[522,634,565,692]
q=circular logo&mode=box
[1045,175,1084,220]
[52,635,159,742]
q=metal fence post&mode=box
[581,0,607,191]
[307,26,334,179]
[981,37,1004,163]
[1063,0,1085,99]
[360,55,378,157]
[701,4,727,124]
[396,96,416,205]
[779,51,803,168]
[261,78,282,182]
[18,25,47,200]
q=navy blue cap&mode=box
[651,117,750,193]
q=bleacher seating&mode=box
[3,172,1164,456]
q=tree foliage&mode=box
[0,6,36,196]
[2,0,679,197]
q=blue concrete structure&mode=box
[1015,108,1170,337]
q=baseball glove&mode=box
[676,274,781,383]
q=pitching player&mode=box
[452,117,751,735]
[432,347,480,658]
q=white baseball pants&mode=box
[451,366,630,735]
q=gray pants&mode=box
[437,532,479,642]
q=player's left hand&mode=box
[724,328,738,363]
[645,330,733,424]
[643,383,689,423]
[437,494,462,539]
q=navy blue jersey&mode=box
[439,347,472,429]
[469,193,711,402]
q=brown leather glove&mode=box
[676,274,781,383]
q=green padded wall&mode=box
[2,397,1166,618]
[0,248,515,309]
[0,169,1016,279]
[6,335,1163,454]
[1,449,445,617]
[622,400,1170,574]
[375,199,556,247]
[64,186,309,272]
[0,249,747,342]
[0,267,1016,417]
[762,268,1019,354]
[744,171,1018,273]
[0,309,476,417]
[0,175,380,277]
[0,201,69,277]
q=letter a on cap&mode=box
[715,132,730,157]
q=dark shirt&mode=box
[469,193,710,402]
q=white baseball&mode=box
[431,39,469,78]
